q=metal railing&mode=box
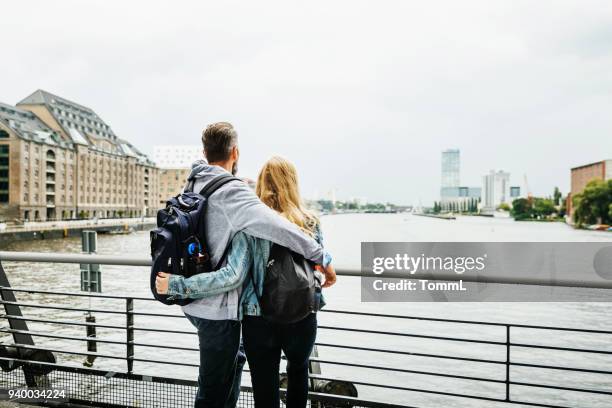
[0,252,610,408]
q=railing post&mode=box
[126,297,134,374]
[0,259,38,387]
[505,325,511,402]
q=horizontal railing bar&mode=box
[0,356,200,386]
[322,308,509,327]
[6,343,124,360]
[0,314,126,330]
[0,328,126,346]
[307,357,506,383]
[508,324,612,335]
[131,341,199,352]
[4,250,612,289]
[0,300,126,315]
[308,373,508,404]
[0,286,150,301]
[512,362,612,375]
[309,374,573,408]
[4,343,204,368]
[131,326,196,335]
[323,309,612,335]
[131,356,200,367]
[129,311,186,318]
[314,341,507,364]
[318,324,506,345]
[512,343,612,355]
[0,252,152,267]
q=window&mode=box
[0,145,8,203]
[0,130,8,138]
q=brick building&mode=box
[0,90,158,222]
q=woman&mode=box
[244,156,332,408]
[157,156,336,408]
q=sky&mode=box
[2,1,612,205]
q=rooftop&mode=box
[571,159,612,171]
[0,102,70,148]
[12,90,155,165]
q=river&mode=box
[1,213,611,407]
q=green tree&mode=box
[498,202,511,212]
[553,187,562,206]
[533,198,556,217]
[433,201,440,213]
[511,198,532,220]
[573,179,612,225]
[559,196,567,217]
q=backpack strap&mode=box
[215,234,234,270]
[184,177,196,193]
[199,173,242,198]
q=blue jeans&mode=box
[242,313,317,408]
[186,315,246,408]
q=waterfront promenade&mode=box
[0,217,156,244]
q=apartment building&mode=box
[0,90,158,222]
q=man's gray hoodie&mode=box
[181,160,326,320]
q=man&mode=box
[162,122,333,408]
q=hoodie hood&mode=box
[187,159,230,186]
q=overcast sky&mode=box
[2,1,612,204]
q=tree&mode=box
[511,198,532,220]
[533,198,555,217]
[433,201,440,213]
[498,203,511,212]
[559,196,567,217]
[553,187,562,206]
[573,179,612,225]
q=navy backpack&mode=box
[150,173,240,305]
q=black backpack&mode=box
[150,173,240,305]
[253,244,322,323]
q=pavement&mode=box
[0,403,38,407]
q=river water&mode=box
[1,214,611,407]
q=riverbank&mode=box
[413,213,456,220]
[0,218,156,245]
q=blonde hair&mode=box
[256,156,319,236]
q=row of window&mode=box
[53,107,109,130]
[0,145,7,203]
[58,118,112,139]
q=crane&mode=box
[523,174,532,199]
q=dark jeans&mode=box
[242,313,317,408]
[186,315,247,408]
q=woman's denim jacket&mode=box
[167,225,330,320]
